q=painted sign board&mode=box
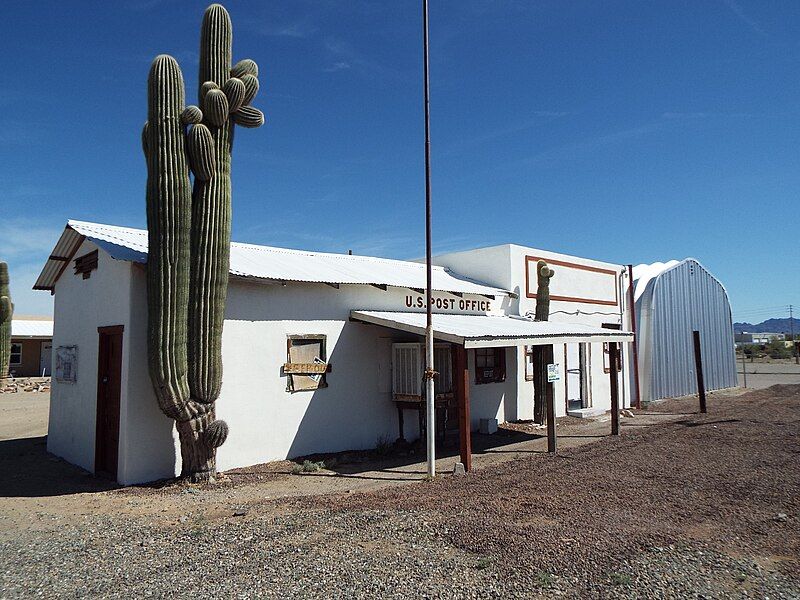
[403,292,491,313]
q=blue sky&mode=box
[0,0,798,323]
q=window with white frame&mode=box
[10,343,22,365]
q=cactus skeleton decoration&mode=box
[142,4,264,482]
[0,262,12,379]
[532,260,555,425]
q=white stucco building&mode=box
[36,221,634,485]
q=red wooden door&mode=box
[95,325,123,479]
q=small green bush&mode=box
[291,460,326,474]
[610,573,632,586]
[375,435,392,456]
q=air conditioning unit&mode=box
[392,343,422,399]
[392,343,454,401]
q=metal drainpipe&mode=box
[627,264,642,409]
[618,269,627,411]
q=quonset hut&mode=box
[632,258,737,404]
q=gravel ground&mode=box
[1,385,798,598]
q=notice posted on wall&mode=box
[56,345,78,383]
[547,363,560,383]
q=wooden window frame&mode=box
[10,342,22,365]
[474,347,506,385]
[285,334,331,392]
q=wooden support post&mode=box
[545,345,556,453]
[609,342,620,435]
[454,344,472,472]
[693,330,707,413]
[397,406,405,441]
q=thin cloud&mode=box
[721,0,767,36]
[324,61,352,73]
[0,217,61,317]
[260,22,319,39]
[443,111,573,156]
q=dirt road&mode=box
[0,385,798,598]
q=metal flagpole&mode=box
[422,0,436,478]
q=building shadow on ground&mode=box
[291,428,548,482]
[0,436,118,498]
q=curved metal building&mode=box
[634,259,737,403]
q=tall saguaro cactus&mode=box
[0,262,12,379]
[143,4,264,482]
[532,260,555,425]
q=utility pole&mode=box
[741,344,747,388]
[422,0,436,478]
[790,305,798,365]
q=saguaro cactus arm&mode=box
[532,260,555,425]
[534,260,555,322]
[0,296,11,323]
[0,262,12,379]
[143,55,195,423]
[188,3,264,409]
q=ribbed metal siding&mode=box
[646,260,737,401]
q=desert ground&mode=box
[1,383,798,598]
[737,358,800,389]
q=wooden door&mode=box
[95,325,123,479]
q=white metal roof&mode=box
[351,310,634,348]
[11,319,53,338]
[34,221,507,297]
[631,260,681,302]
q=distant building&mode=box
[10,316,53,377]
[735,332,785,346]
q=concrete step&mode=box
[567,407,607,419]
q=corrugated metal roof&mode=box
[351,310,633,348]
[35,221,508,297]
[11,319,53,338]
[631,260,680,302]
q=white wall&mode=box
[48,240,133,474]
[96,267,500,484]
[436,244,632,418]
[51,240,633,486]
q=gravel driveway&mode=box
[1,385,798,598]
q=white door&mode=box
[565,343,589,410]
[39,342,52,377]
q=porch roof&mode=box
[350,310,634,348]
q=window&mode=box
[602,323,622,374]
[474,347,505,385]
[10,343,22,365]
[285,335,329,392]
[74,249,98,280]
[523,345,535,381]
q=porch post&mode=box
[545,344,556,453]
[609,342,620,435]
[455,344,472,472]
[692,330,707,414]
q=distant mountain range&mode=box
[733,318,797,334]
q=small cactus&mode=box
[0,262,12,379]
[143,4,264,482]
[534,260,555,322]
[532,260,555,425]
